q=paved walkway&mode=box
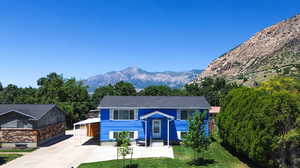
[0,131,174,168]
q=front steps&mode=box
[151,140,164,147]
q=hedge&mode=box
[218,86,300,167]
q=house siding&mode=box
[0,112,35,129]
[0,105,66,148]
[37,107,65,128]
[100,108,209,142]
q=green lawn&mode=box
[0,148,37,152]
[0,154,22,165]
[78,142,252,168]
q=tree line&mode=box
[0,72,238,127]
[91,77,239,107]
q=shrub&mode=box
[218,78,300,167]
[116,131,131,147]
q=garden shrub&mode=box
[116,131,131,147]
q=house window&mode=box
[178,109,198,120]
[15,144,28,149]
[113,109,135,120]
[180,132,188,139]
[112,131,135,139]
[177,131,188,140]
[17,120,24,128]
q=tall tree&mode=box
[185,77,239,106]
[37,72,65,103]
[114,81,136,96]
[15,87,38,104]
[36,73,91,127]
[91,85,115,107]
[139,85,173,96]
[0,84,21,103]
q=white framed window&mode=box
[177,131,188,140]
[177,109,199,120]
[110,109,137,120]
[109,131,138,140]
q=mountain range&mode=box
[193,14,300,86]
[85,14,300,91]
[84,67,202,92]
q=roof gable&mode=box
[99,96,211,109]
[140,111,175,120]
[0,104,56,120]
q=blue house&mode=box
[98,96,210,146]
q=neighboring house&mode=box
[208,106,220,131]
[209,106,220,118]
[98,96,210,146]
[0,104,66,148]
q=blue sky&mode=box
[0,0,299,87]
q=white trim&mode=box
[73,118,100,126]
[177,131,181,140]
[111,108,137,120]
[109,131,137,140]
[177,131,188,140]
[109,109,113,120]
[109,131,114,139]
[134,131,138,139]
[141,111,175,120]
[167,119,170,147]
[134,109,138,120]
[145,120,147,147]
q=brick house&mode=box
[0,104,66,148]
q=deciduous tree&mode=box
[183,111,211,162]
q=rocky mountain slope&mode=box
[84,67,202,92]
[193,14,300,85]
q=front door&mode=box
[152,119,161,139]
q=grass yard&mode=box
[0,154,22,165]
[0,148,37,153]
[78,142,253,168]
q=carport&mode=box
[73,118,100,137]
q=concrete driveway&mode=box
[0,131,174,168]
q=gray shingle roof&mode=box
[0,104,56,120]
[99,96,211,109]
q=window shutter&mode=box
[134,131,138,139]
[134,109,138,120]
[177,131,181,140]
[177,109,181,120]
[109,131,114,139]
[109,109,113,120]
